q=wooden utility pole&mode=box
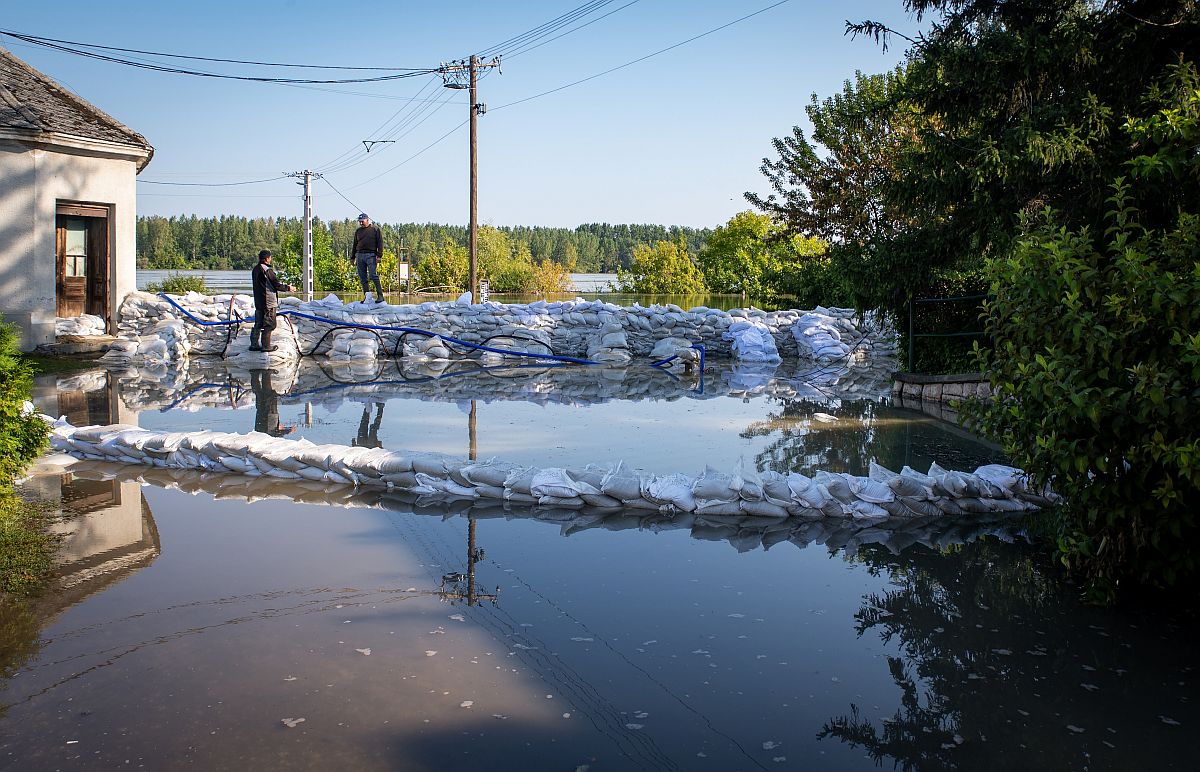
[285,170,322,301]
[469,55,479,305]
[439,56,500,303]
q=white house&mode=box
[0,46,153,351]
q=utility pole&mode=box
[439,56,500,303]
[285,170,322,301]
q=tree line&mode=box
[136,216,711,275]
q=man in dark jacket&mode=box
[250,249,295,352]
[352,213,386,303]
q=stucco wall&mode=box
[0,137,141,350]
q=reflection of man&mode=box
[352,402,384,448]
[250,369,295,437]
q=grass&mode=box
[0,496,58,598]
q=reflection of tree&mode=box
[816,539,1186,771]
[0,597,42,719]
[742,399,894,475]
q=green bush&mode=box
[968,188,1199,598]
[0,320,47,492]
[145,273,208,295]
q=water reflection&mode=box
[249,369,295,437]
[821,541,1199,770]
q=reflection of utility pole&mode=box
[439,56,500,303]
[438,398,497,606]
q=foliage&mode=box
[144,273,209,295]
[746,68,927,314]
[847,0,1197,289]
[614,237,707,294]
[698,211,828,301]
[0,316,55,599]
[0,319,47,493]
[970,195,1199,596]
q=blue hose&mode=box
[156,293,598,366]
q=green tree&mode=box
[966,67,1200,596]
[699,211,828,301]
[615,237,706,294]
[747,68,924,314]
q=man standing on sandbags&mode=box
[352,213,386,304]
[250,249,295,352]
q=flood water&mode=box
[4,361,1195,770]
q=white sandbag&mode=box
[531,468,599,499]
[844,474,895,504]
[644,473,697,511]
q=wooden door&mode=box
[55,205,110,328]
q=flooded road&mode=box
[3,363,1195,770]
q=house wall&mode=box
[0,137,141,350]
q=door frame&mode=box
[55,202,111,331]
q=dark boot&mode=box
[372,278,385,303]
[261,330,278,352]
[249,328,262,351]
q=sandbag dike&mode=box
[92,355,896,415]
[45,458,1035,555]
[45,419,1055,521]
[100,292,899,366]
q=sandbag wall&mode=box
[53,459,1034,556]
[47,420,1054,521]
[104,292,898,366]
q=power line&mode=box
[0,28,427,70]
[493,1,791,111]
[474,0,616,58]
[503,0,642,60]
[0,29,436,84]
[137,176,288,187]
[320,175,365,215]
[345,118,470,190]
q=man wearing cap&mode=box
[352,213,386,304]
[249,249,295,352]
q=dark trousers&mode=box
[355,252,385,296]
[251,305,277,336]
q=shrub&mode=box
[145,273,208,295]
[968,188,1199,598]
[0,319,47,491]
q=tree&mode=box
[747,68,926,314]
[614,237,706,294]
[966,64,1200,596]
[699,211,827,301]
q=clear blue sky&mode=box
[2,1,922,228]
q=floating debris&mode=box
[281,718,306,728]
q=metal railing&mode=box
[907,293,989,372]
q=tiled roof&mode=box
[0,46,152,155]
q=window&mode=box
[65,217,87,277]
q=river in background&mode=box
[2,363,1196,770]
[136,270,772,312]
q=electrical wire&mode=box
[0,29,436,84]
[503,0,642,60]
[137,176,288,187]
[473,0,615,58]
[0,28,427,70]
[344,118,470,189]
[494,1,790,112]
[320,175,365,216]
